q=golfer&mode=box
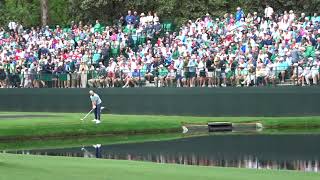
[89,90,102,124]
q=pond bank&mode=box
[1,112,320,141]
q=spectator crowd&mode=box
[0,6,319,88]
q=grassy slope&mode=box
[0,153,318,180]
[0,133,185,151]
[1,112,320,139]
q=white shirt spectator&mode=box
[289,11,295,22]
[109,61,117,73]
[8,21,16,31]
[140,14,147,26]
[302,67,311,77]
[130,61,137,71]
[311,62,319,76]
[146,15,154,23]
[264,6,274,18]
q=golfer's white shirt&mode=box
[90,94,102,105]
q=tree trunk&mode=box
[41,0,48,26]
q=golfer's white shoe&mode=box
[96,120,101,124]
[101,107,105,110]
[92,119,98,122]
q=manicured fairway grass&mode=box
[0,153,318,180]
[1,112,320,139]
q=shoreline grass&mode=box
[1,112,320,140]
[0,153,318,180]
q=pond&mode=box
[5,134,320,172]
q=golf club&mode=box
[80,109,94,121]
[81,107,107,121]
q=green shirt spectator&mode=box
[88,69,98,80]
[94,20,102,33]
[172,49,180,60]
[304,45,315,58]
[158,66,169,77]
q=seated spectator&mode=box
[242,64,256,87]
[88,66,98,88]
[155,64,168,87]
[166,64,176,87]
[236,63,248,87]
[302,58,319,86]
[256,64,267,86]
[275,57,289,83]
[291,63,304,85]
[265,64,276,86]
[0,8,319,89]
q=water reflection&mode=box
[5,134,320,172]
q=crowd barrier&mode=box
[0,87,319,116]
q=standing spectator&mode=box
[264,5,274,21]
[174,56,184,87]
[0,66,6,88]
[125,10,135,28]
[133,11,140,28]
[101,43,111,66]
[140,13,147,26]
[206,56,215,87]
[153,13,160,25]
[79,62,88,88]
[8,21,16,33]
[197,57,206,87]
[94,20,102,33]
[146,11,154,24]
[236,7,245,22]
[188,55,197,87]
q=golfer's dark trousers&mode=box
[94,104,101,120]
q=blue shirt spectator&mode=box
[125,11,135,25]
[236,7,245,21]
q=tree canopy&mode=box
[0,0,318,27]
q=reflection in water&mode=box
[5,134,320,172]
[6,150,320,172]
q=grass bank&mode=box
[0,133,185,151]
[0,153,318,180]
[1,112,320,140]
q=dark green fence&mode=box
[1,87,319,116]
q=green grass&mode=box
[0,153,318,180]
[0,133,186,151]
[1,112,320,139]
